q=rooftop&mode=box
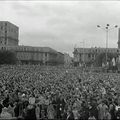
[0,45,58,53]
[0,21,19,28]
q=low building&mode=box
[0,45,64,65]
[56,52,64,65]
[0,21,64,65]
[73,47,120,66]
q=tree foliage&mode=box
[0,50,17,65]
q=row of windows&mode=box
[0,26,17,33]
[90,49,119,53]
[0,40,7,45]
[1,26,3,30]
[17,53,31,60]
[9,28,17,33]
[17,52,47,61]
[0,46,53,54]
[78,49,120,53]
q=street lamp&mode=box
[97,24,118,66]
[80,40,85,65]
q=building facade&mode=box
[0,21,64,65]
[73,47,120,66]
[74,27,120,67]
[0,21,19,46]
[0,45,64,65]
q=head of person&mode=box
[89,112,94,117]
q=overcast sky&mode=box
[0,1,120,56]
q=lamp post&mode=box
[80,40,85,65]
[97,24,118,66]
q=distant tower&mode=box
[0,21,19,46]
[118,28,120,48]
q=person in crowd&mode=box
[88,112,96,120]
[35,103,40,120]
[2,94,9,108]
[89,100,98,120]
[97,100,108,120]
[66,108,74,120]
[80,100,89,120]
[109,99,116,120]
[24,104,37,120]
[0,100,3,115]
[104,107,111,120]
[0,106,12,118]
[7,102,15,117]
[14,101,20,117]
[72,106,80,120]
[47,100,55,119]
[116,108,120,120]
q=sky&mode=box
[0,1,120,56]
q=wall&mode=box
[73,48,120,66]
[0,21,19,46]
[0,46,64,65]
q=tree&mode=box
[0,50,17,65]
[94,52,118,67]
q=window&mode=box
[1,26,3,30]
[45,53,47,57]
[88,54,91,58]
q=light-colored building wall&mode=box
[0,45,64,65]
[0,21,19,46]
[73,47,120,65]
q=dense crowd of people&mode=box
[0,65,120,120]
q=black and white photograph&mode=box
[0,0,120,120]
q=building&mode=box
[73,27,120,67]
[73,47,120,66]
[0,45,64,65]
[64,53,73,66]
[0,21,19,46]
[56,52,64,65]
[0,21,64,65]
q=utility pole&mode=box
[97,24,118,66]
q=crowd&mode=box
[0,65,120,120]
